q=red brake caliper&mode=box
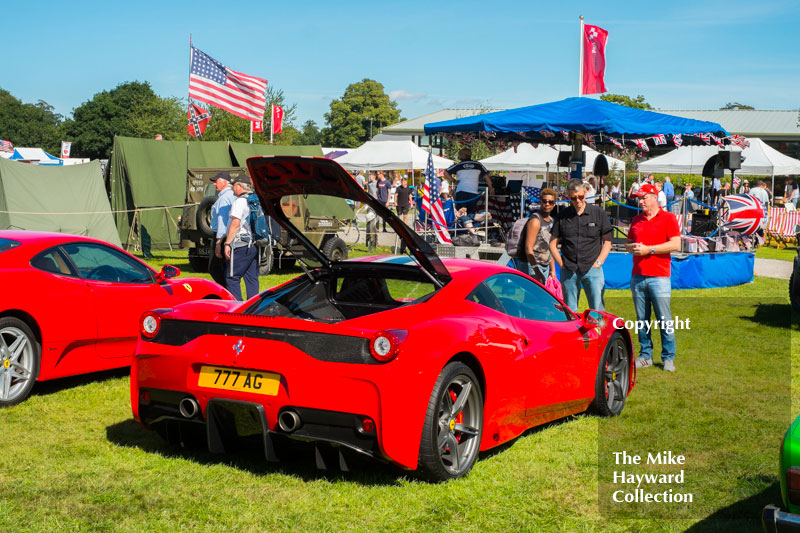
[449,389,463,442]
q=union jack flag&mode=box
[720,193,766,235]
[634,138,649,152]
[731,135,750,148]
[560,130,570,140]
[710,134,723,147]
[609,137,623,149]
[0,140,13,153]
[539,130,555,138]
[673,134,683,147]
[733,175,741,188]
[585,134,596,149]
[697,133,711,145]
[421,150,452,245]
[652,134,666,145]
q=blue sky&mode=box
[4,1,798,129]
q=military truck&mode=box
[179,167,353,275]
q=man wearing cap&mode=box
[223,174,259,300]
[550,179,612,311]
[445,147,493,216]
[626,183,682,372]
[209,171,234,286]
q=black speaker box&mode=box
[691,213,716,237]
[557,151,586,168]
[593,154,609,176]
[702,156,724,178]
[717,151,741,170]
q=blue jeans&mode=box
[560,266,605,311]
[630,274,676,362]
[226,245,259,300]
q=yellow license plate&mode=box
[197,365,280,396]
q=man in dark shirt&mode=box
[376,171,392,231]
[549,179,612,311]
[394,177,413,225]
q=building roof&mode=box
[382,107,800,140]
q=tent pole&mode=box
[126,209,138,251]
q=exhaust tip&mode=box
[278,410,302,433]
[178,397,199,418]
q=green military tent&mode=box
[0,157,121,246]
[108,136,324,251]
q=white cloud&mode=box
[389,90,427,101]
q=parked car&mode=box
[0,230,233,406]
[763,414,800,531]
[131,156,636,481]
[180,167,352,275]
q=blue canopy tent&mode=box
[424,97,729,149]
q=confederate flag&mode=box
[582,24,609,95]
[187,103,211,139]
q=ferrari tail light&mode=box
[369,330,407,363]
[140,311,161,339]
[787,467,800,505]
[360,418,375,434]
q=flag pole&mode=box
[270,105,274,145]
[249,122,253,144]
[578,15,584,97]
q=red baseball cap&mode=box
[632,183,659,197]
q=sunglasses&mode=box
[541,199,556,205]
[569,195,585,202]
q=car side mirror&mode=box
[155,265,181,283]
[582,309,603,327]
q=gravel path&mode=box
[754,257,793,280]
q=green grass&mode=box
[756,245,797,262]
[0,255,795,531]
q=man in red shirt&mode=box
[626,184,682,371]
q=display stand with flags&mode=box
[421,150,452,245]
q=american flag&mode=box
[720,193,765,235]
[479,194,522,234]
[422,150,452,245]
[189,46,268,122]
[523,186,541,202]
[673,134,683,147]
[634,138,649,151]
[652,134,666,145]
[187,103,211,139]
[609,137,623,149]
[697,133,711,145]
[0,140,13,153]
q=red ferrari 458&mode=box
[0,230,233,406]
[131,156,635,480]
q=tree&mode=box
[0,89,63,154]
[721,102,755,110]
[600,94,653,110]
[294,120,322,146]
[62,81,185,159]
[321,79,401,147]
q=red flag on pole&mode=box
[187,103,211,139]
[581,24,608,95]
[272,105,284,134]
[251,120,263,132]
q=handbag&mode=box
[544,276,562,299]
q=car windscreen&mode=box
[0,238,21,253]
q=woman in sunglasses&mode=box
[515,188,558,285]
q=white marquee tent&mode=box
[334,140,453,171]
[637,138,800,192]
[481,144,625,173]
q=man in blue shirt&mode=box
[209,171,235,286]
[376,171,392,231]
[663,176,676,214]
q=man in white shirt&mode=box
[445,148,493,215]
[223,174,259,300]
[656,182,667,211]
[209,171,235,286]
[749,180,770,210]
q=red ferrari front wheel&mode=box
[418,362,483,482]
[0,317,40,407]
[591,332,631,417]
